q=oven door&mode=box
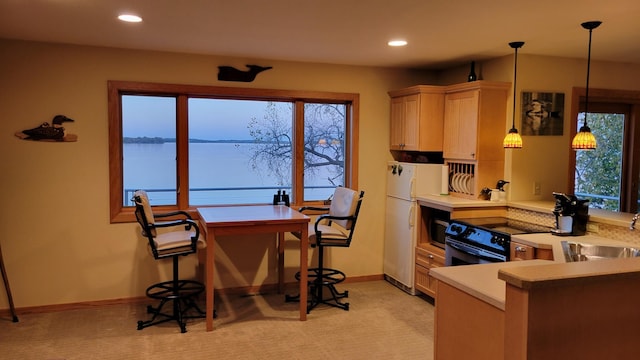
[445,237,506,266]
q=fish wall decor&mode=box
[217,64,272,82]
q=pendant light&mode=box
[503,41,525,149]
[571,21,602,150]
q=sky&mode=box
[122,95,283,140]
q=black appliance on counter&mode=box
[444,217,553,266]
[551,192,589,236]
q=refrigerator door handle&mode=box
[409,177,415,198]
[408,204,415,227]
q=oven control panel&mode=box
[445,221,510,254]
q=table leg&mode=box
[278,231,285,294]
[299,224,308,321]
[206,229,215,331]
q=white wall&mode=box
[0,39,433,309]
[506,54,640,201]
[3,37,640,311]
[439,54,640,202]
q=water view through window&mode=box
[121,96,344,206]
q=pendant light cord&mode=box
[509,42,524,130]
[581,21,602,128]
[512,45,519,129]
[584,28,592,126]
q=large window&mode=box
[570,88,640,213]
[108,81,359,222]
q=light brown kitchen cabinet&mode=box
[435,281,505,360]
[443,81,510,161]
[510,242,535,261]
[388,85,444,151]
[442,89,479,160]
[510,241,554,261]
[443,81,510,199]
[415,244,445,298]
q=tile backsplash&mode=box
[508,207,640,247]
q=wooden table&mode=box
[197,205,310,331]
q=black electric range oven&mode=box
[444,217,552,266]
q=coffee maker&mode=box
[551,192,589,236]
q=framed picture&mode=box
[521,92,565,136]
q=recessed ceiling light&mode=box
[388,40,408,47]
[118,14,143,23]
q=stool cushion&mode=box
[310,223,349,246]
[153,229,206,257]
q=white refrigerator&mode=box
[384,161,443,295]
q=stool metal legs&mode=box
[137,256,208,333]
[285,246,350,313]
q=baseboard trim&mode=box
[0,274,384,316]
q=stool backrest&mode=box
[329,187,361,230]
[132,190,156,238]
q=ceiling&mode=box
[1,0,639,69]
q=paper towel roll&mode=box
[440,165,449,195]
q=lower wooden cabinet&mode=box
[435,281,505,360]
[415,245,445,297]
[510,242,554,261]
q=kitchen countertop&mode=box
[512,232,635,262]
[430,260,551,310]
[420,197,640,310]
[417,193,506,210]
[498,256,640,290]
[430,232,640,310]
[418,198,637,228]
[508,200,637,228]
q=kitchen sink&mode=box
[561,241,640,262]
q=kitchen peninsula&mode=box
[430,233,640,360]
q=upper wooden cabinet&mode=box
[442,81,510,161]
[388,81,510,199]
[388,85,445,151]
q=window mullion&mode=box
[345,102,358,188]
[293,101,305,205]
[177,95,189,208]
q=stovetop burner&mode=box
[453,217,553,236]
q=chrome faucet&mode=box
[631,213,640,230]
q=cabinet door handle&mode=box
[428,254,434,259]
[515,246,527,253]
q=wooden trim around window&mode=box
[569,87,640,211]
[108,80,359,223]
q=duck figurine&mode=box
[496,180,510,191]
[16,115,76,141]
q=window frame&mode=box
[108,80,359,223]
[568,87,640,212]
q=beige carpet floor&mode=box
[0,280,435,359]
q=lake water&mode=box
[123,142,337,205]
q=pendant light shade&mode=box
[503,128,523,148]
[503,41,524,149]
[571,124,597,149]
[571,21,602,151]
